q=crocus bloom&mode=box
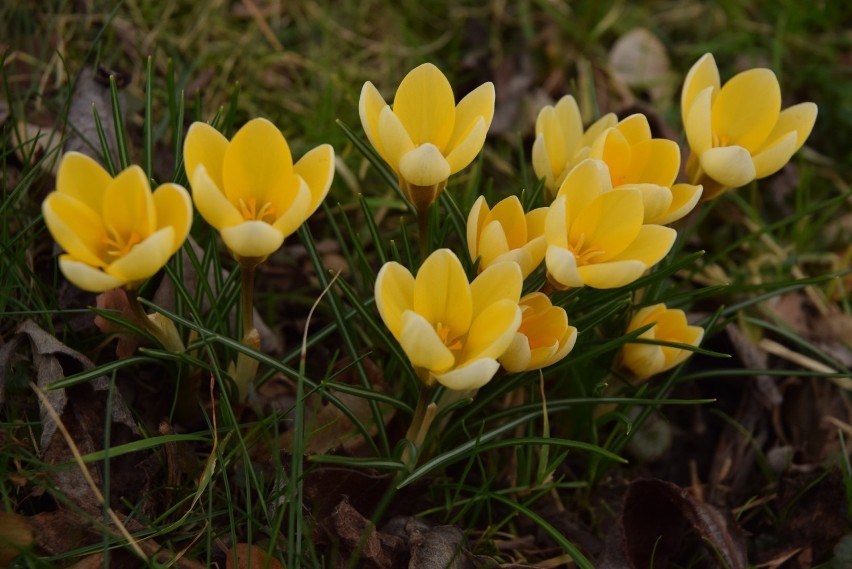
[375,249,522,391]
[588,114,702,225]
[681,53,817,200]
[466,195,547,278]
[532,95,617,197]
[42,152,192,292]
[621,304,704,380]
[359,63,495,213]
[544,159,676,289]
[499,293,577,372]
[183,117,334,264]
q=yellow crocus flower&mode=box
[499,292,577,372]
[466,195,547,278]
[374,249,522,391]
[42,152,192,292]
[359,63,495,213]
[588,114,702,225]
[544,160,676,289]
[532,95,617,197]
[681,53,817,199]
[621,304,704,380]
[183,117,334,265]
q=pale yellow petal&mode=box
[616,114,652,145]
[55,152,112,214]
[42,193,106,268]
[752,131,798,179]
[377,106,415,171]
[628,139,681,187]
[624,342,665,379]
[590,128,630,185]
[685,87,714,155]
[544,196,569,249]
[433,358,500,391]
[607,225,675,267]
[183,122,229,191]
[764,102,817,154]
[359,81,389,158]
[499,333,532,373]
[629,304,666,331]
[222,118,293,206]
[398,144,451,187]
[466,195,489,261]
[58,256,124,292]
[531,134,557,190]
[651,183,702,226]
[553,95,583,152]
[445,117,487,174]
[619,183,672,225]
[487,196,526,248]
[469,261,522,319]
[545,245,582,288]
[293,144,335,216]
[571,189,643,261]
[557,159,611,227]
[413,249,472,337]
[271,177,312,239]
[478,220,510,267]
[375,262,415,339]
[681,53,719,122]
[581,113,618,147]
[516,235,546,277]
[700,146,756,188]
[526,208,548,239]
[458,299,521,365]
[152,183,193,255]
[191,164,244,230]
[446,82,494,152]
[399,310,455,373]
[220,220,285,259]
[106,227,174,282]
[393,63,455,149]
[103,165,157,237]
[712,68,780,151]
[577,260,647,289]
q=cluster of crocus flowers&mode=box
[499,293,577,373]
[359,63,495,215]
[621,304,704,381]
[681,53,817,200]
[544,159,676,289]
[183,117,335,266]
[42,152,192,292]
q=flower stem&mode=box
[401,386,437,472]
[240,264,255,337]
[416,208,430,264]
[234,263,260,402]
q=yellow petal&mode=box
[445,117,487,174]
[393,63,455,149]
[553,95,583,151]
[620,183,672,225]
[630,304,666,330]
[515,235,546,277]
[581,113,618,147]
[526,208,548,239]
[58,255,124,292]
[466,195,489,261]
[684,86,714,155]
[557,159,611,227]
[752,131,798,179]
[103,165,157,237]
[446,82,495,152]
[681,53,719,121]
[652,183,702,226]
[222,118,293,206]
[106,227,175,282]
[375,262,415,339]
[399,144,451,187]
[545,245,582,288]
[591,128,630,186]
[487,196,526,248]
[764,102,817,154]
[544,196,569,249]
[458,299,521,365]
[152,183,193,255]
[478,220,510,267]
[545,325,577,367]
[293,144,335,215]
[700,146,756,188]
[577,260,647,289]
[191,164,244,230]
[413,249,472,337]
[183,122,229,191]
[712,68,780,151]
[220,220,285,259]
[500,333,532,372]
[628,139,681,187]
[55,152,112,214]
[531,134,556,190]
[535,106,569,175]
[623,342,665,379]
[608,225,676,267]
[377,106,415,171]
[433,358,500,391]
[399,310,454,373]
[571,189,643,261]
[271,177,313,239]
[470,261,522,318]
[42,193,106,268]
[616,114,652,145]
[359,82,389,159]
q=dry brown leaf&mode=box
[608,28,672,105]
[11,121,62,174]
[0,512,34,566]
[225,543,284,569]
[63,67,126,169]
[318,498,406,569]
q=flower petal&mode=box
[751,131,798,179]
[377,106,415,171]
[557,159,611,228]
[42,193,106,268]
[607,225,676,267]
[375,261,415,339]
[222,118,293,206]
[500,333,532,373]
[684,86,714,155]
[700,146,756,188]
[103,165,157,238]
[470,261,522,318]
[545,245,582,288]
[571,188,643,261]
[712,68,780,151]
[271,177,312,239]
[293,144,335,216]
[220,220,285,259]
[183,122,229,191]
[393,63,456,149]
[191,164,244,230]
[577,260,647,289]
[616,114,652,145]
[399,143,451,187]
[652,183,702,226]
[459,298,521,365]
[445,117,487,175]
[619,183,672,225]
[535,106,569,176]
[531,134,556,190]
[58,256,124,292]
[433,358,500,391]
[446,82,495,153]
[359,81,389,159]
[466,195,489,261]
[764,102,817,154]
[55,152,112,213]
[413,249,472,337]
[399,310,454,373]
[477,220,510,268]
[681,53,719,121]
[152,183,193,255]
[106,227,175,282]
[544,196,569,249]
[628,139,681,187]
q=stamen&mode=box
[238,197,277,223]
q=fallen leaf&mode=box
[225,544,284,569]
[0,512,33,566]
[317,498,406,569]
[63,67,126,169]
[608,28,672,105]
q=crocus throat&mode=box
[239,197,277,223]
[436,321,464,352]
[569,233,605,266]
[103,226,143,260]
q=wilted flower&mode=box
[374,249,522,391]
[467,195,547,278]
[499,293,577,372]
[621,304,704,380]
[360,63,495,213]
[183,117,334,265]
[681,53,817,199]
[588,114,702,225]
[532,95,617,197]
[544,160,676,289]
[42,152,192,292]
